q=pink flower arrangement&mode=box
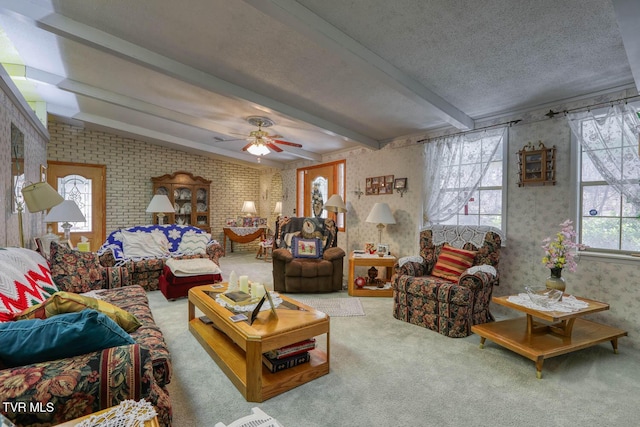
[541,219,587,272]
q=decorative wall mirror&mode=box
[11,123,24,214]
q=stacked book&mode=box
[262,338,316,373]
[218,291,254,306]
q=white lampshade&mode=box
[242,200,257,216]
[365,203,396,244]
[323,194,347,213]
[273,201,282,214]
[146,195,175,213]
[21,182,64,213]
[45,200,86,241]
[365,203,396,225]
[44,200,86,223]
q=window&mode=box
[297,160,346,231]
[424,127,506,230]
[57,174,92,233]
[570,105,640,253]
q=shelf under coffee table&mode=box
[471,294,627,378]
[188,284,330,402]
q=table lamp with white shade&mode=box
[365,202,396,244]
[44,200,86,241]
[242,201,257,217]
[273,201,283,222]
[146,194,175,224]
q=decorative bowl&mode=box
[525,286,563,308]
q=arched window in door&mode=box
[311,177,328,219]
[57,174,92,233]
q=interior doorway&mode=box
[297,160,346,231]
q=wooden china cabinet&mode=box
[151,171,211,232]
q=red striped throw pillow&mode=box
[431,244,477,282]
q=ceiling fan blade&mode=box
[273,139,303,148]
[219,138,249,143]
[241,142,254,151]
[266,134,284,139]
[266,142,283,152]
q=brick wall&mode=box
[47,118,271,252]
[1,78,48,248]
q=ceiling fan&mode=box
[225,116,302,156]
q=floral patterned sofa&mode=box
[0,245,172,426]
[392,225,502,338]
[98,224,224,291]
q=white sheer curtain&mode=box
[567,104,640,208]
[422,127,506,225]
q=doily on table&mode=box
[76,399,157,427]
[507,293,589,312]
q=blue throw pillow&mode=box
[291,237,323,259]
[0,309,135,368]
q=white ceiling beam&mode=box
[0,0,380,150]
[45,104,285,168]
[613,0,640,90]
[17,66,322,162]
[270,144,321,162]
[243,0,474,131]
[18,66,245,136]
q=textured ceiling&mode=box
[0,0,639,168]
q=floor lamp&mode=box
[20,182,64,247]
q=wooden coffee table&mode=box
[471,294,627,378]
[188,284,330,402]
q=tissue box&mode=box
[76,241,91,252]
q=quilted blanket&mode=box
[165,258,221,277]
[97,224,217,264]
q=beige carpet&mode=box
[293,297,365,317]
[148,251,640,427]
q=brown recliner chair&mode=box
[272,217,345,293]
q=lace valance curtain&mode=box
[422,127,506,225]
[567,104,640,208]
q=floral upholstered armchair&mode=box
[392,225,502,338]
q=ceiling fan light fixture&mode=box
[247,143,270,156]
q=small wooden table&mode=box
[188,284,330,402]
[347,252,396,297]
[222,227,266,254]
[471,294,627,378]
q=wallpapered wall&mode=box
[283,89,640,352]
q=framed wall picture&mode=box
[394,178,407,189]
[365,175,394,195]
[226,218,237,227]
